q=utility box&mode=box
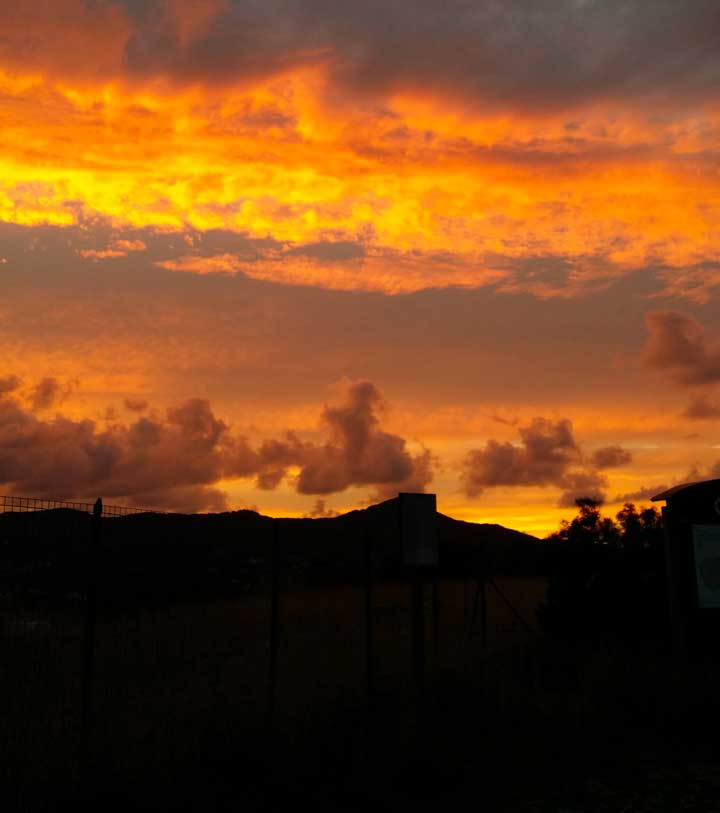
[653,478,720,657]
[398,492,438,568]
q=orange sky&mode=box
[2,1,720,535]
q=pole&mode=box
[480,578,487,648]
[267,519,280,727]
[661,506,684,660]
[431,572,439,665]
[363,531,374,701]
[81,498,102,732]
[411,570,425,698]
[470,577,488,648]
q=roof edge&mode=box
[652,479,720,502]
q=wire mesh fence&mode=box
[0,494,154,517]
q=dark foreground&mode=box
[3,578,720,812]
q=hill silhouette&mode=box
[0,496,540,603]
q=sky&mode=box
[1,0,720,536]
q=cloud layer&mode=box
[8,1,720,112]
[0,4,717,298]
[0,379,432,511]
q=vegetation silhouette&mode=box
[539,498,666,642]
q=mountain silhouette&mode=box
[0,496,540,603]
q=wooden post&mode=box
[81,498,102,735]
[267,519,280,727]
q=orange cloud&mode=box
[78,238,147,259]
[0,32,716,297]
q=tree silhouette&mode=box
[552,498,621,551]
[539,499,665,641]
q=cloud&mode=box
[372,446,435,502]
[682,395,720,420]
[0,379,432,511]
[78,239,147,260]
[461,418,579,496]
[110,1,720,114]
[643,311,720,386]
[0,376,21,395]
[613,484,669,503]
[287,241,366,262]
[298,382,412,492]
[462,416,614,505]
[30,377,66,410]
[0,0,129,81]
[303,499,339,519]
[230,381,434,498]
[124,398,149,412]
[0,394,230,511]
[0,8,717,303]
[557,470,608,508]
[591,445,633,468]
[0,1,717,120]
[157,249,509,295]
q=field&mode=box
[0,576,543,806]
[3,573,720,811]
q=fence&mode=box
[0,494,153,517]
[0,495,544,809]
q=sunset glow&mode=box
[3,1,720,535]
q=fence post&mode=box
[81,498,102,758]
[471,577,488,649]
[411,570,426,699]
[431,572,439,666]
[363,530,374,702]
[267,519,281,728]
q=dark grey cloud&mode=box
[113,1,720,112]
[644,311,720,386]
[591,445,633,469]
